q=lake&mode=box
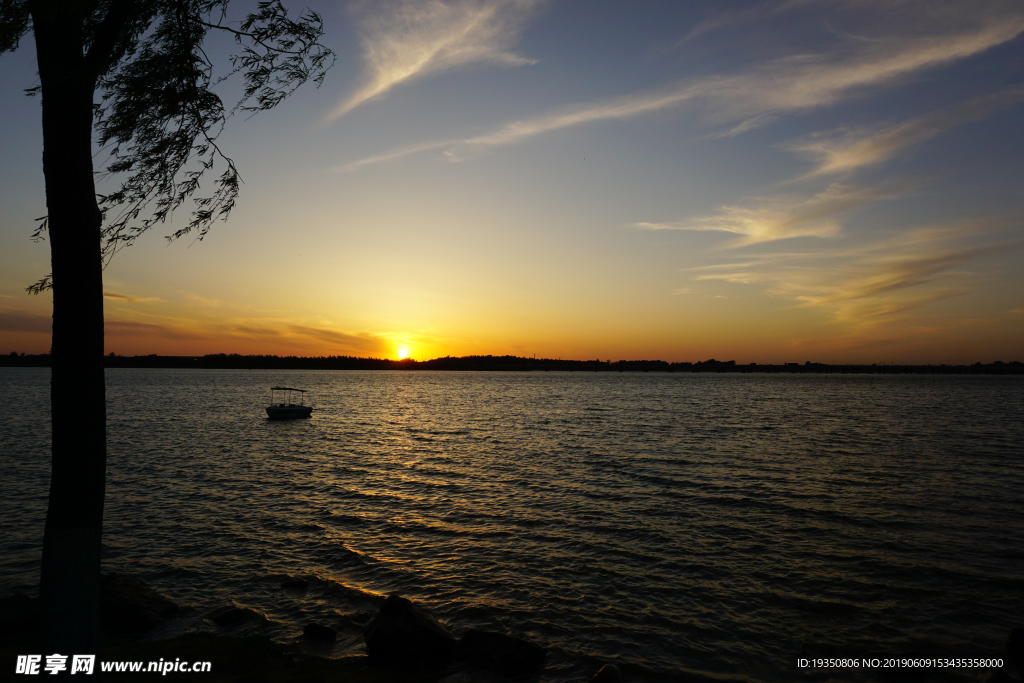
[1,368,1022,682]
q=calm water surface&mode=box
[2,369,1022,683]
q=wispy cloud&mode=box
[443,87,707,160]
[335,12,1024,169]
[672,3,776,47]
[99,314,399,355]
[812,289,971,330]
[216,318,392,355]
[786,87,1024,177]
[635,182,908,247]
[333,139,455,173]
[106,320,207,341]
[182,292,222,308]
[0,308,51,334]
[699,19,1024,137]
[288,325,389,355]
[228,323,283,337]
[794,248,995,307]
[671,0,1022,50]
[686,214,1023,324]
[330,85,700,171]
[330,0,542,120]
[104,291,162,303]
[332,82,725,170]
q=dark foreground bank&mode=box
[1,577,629,683]
[3,576,1023,683]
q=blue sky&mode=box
[2,0,1022,363]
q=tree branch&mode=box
[197,18,304,54]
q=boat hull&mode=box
[266,405,313,419]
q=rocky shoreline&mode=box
[1,574,625,682]
[4,575,1022,683]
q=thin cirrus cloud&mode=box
[330,86,701,171]
[331,85,702,171]
[0,308,51,334]
[287,324,390,355]
[103,291,162,303]
[686,215,1023,324]
[795,248,989,307]
[695,17,1024,137]
[635,182,909,247]
[786,247,991,327]
[214,322,389,355]
[105,320,207,341]
[333,12,1024,171]
[329,0,543,121]
[786,86,1024,178]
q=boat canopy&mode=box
[270,386,306,392]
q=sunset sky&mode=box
[2,0,1023,363]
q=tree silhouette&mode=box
[0,0,333,655]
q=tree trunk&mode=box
[31,2,107,657]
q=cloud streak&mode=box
[786,87,1024,177]
[331,0,542,120]
[335,13,1024,169]
[685,214,1024,325]
[795,248,996,307]
[104,291,161,303]
[288,325,390,355]
[635,182,908,246]
[698,18,1024,137]
[330,86,700,171]
[444,87,706,159]
[106,320,207,341]
[100,315,400,355]
[0,308,51,334]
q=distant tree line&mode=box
[3,351,1023,374]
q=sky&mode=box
[1,0,1023,364]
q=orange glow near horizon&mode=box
[2,298,1022,365]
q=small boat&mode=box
[266,386,313,419]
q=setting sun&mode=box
[396,347,409,360]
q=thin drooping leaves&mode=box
[98,0,333,251]
[0,0,30,53]
[19,0,333,293]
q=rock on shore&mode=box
[303,622,337,642]
[206,605,270,627]
[100,573,179,632]
[363,594,458,668]
[362,594,548,676]
[456,628,546,674]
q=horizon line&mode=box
[4,351,1021,368]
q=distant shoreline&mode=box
[3,352,1023,374]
